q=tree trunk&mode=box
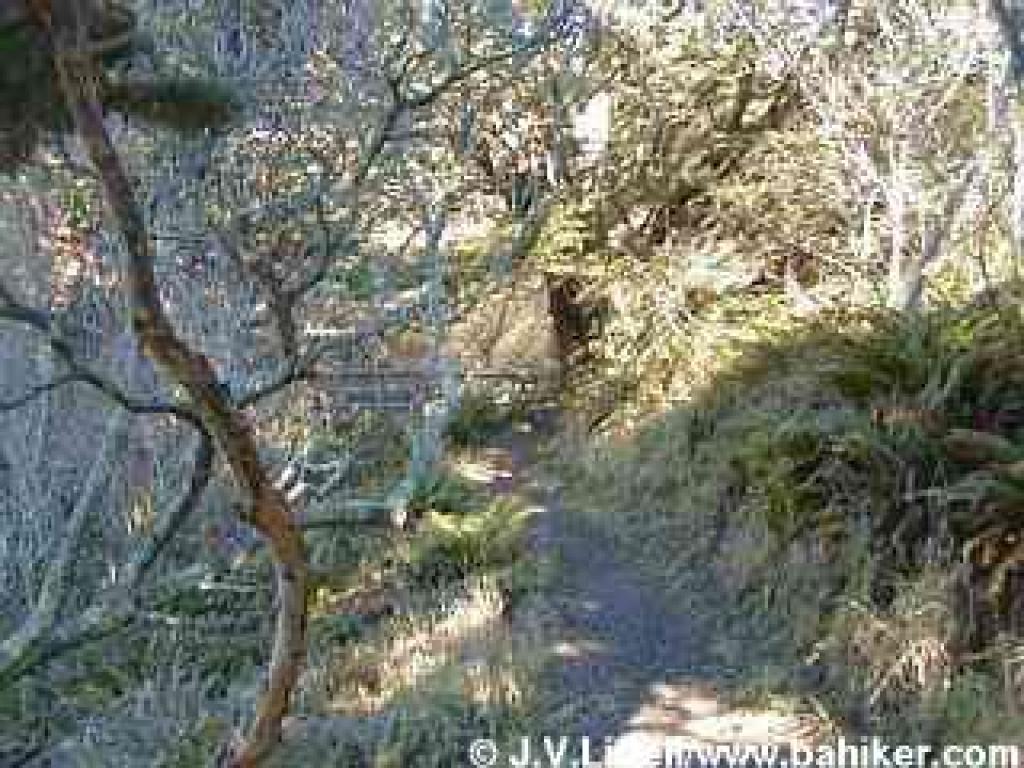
[40,2,307,765]
[545,273,597,384]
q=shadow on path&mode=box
[473,409,821,767]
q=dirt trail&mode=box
[479,413,819,766]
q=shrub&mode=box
[406,498,531,588]
[562,295,1024,740]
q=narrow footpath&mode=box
[479,412,821,767]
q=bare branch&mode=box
[233,345,323,409]
[116,431,215,587]
[0,428,214,688]
[0,411,128,682]
[0,373,78,412]
[894,161,981,310]
[41,3,309,762]
[0,283,202,427]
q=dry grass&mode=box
[263,453,554,766]
[557,291,1024,743]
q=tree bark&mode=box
[38,2,308,765]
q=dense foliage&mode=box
[5,0,1024,763]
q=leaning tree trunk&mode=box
[38,2,307,765]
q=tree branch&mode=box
[116,430,216,588]
[233,345,323,409]
[0,283,202,427]
[290,36,550,303]
[991,0,1024,87]
[0,410,127,683]
[41,3,308,765]
[0,373,78,412]
[0,427,214,688]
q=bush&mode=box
[406,498,531,588]
[445,391,515,448]
[561,295,1024,740]
[407,469,480,518]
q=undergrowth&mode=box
[262,457,550,766]
[560,292,1024,742]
